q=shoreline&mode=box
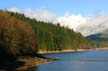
[38,48,108,54]
[16,57,56,71]
[95,47,108,50]
[16,48,108,71]
[3,48,108,71]
[38,49,93,54]
[16,49,89,70]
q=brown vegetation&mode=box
[0,10,37,69]
[0,11,37,56]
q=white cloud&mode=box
[9,7,21,13]
[76,15,108,36]
[9,8,58,23]
[58,14,88,31]
[8,7,108,36]
[24,8,58,23]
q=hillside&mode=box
[87,33,108,48]
[7,11,94,51]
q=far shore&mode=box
[38,48,108,54]
[95,47,108,50]
[38,49,93,54]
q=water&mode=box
[27,50,108,71]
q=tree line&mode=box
[6,10,94,52]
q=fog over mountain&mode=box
[9,8,108,36]
[77,15,108,36]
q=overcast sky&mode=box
[0,0,108,36]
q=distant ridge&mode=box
[86,32,108,47]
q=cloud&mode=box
[76,15,108,36]
[8,7,108,36]
[9,7,21,13]
[57,14,88,31]
[24,8,58,23]
[9,8,58,23]
[9,7,87,28]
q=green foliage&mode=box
[6,10,94,52]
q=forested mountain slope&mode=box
[7,10,94,51]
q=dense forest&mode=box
[0,10,95,56]
[6,10,94,51]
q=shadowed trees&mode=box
[0,11,37,66]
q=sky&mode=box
[0,0,108,36]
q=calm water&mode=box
[27,50,108,71]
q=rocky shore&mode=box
[0,56,56,71]
[15,57,56,71]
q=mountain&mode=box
[86,33,102,40]
[87,33,108,41]
[86,32,108,47]
[7,10,94,51]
